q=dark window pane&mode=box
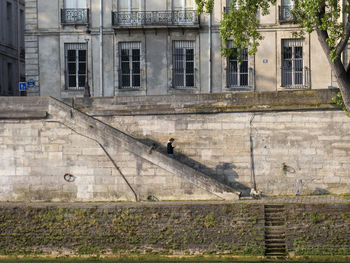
[79,63,86,74]
[283,60,292,69]
[283,47,292,59]
[67,50,76,61]
[295,60,303,71]
[186,62,194,73]
[79,50,86,61]
[174,48,183,56]
[174,74,184,86]
[240,61,248,73]
[241,48,248,60]
[132,49,140,61]
[122,75,130,86]
[132,62,140,73]
[240,73,248,86]
[121,50,129,61]
[283,72,292,86]
[186,74,194,87]
[68,63,76,74]
[69,76,76,87]
[229,73,238,86]
[121,62,130,73]
[186,49,194,60]
[295,73,303,85]
[78,76,85,87]
[295,46,303,58]
[132,74,140,86]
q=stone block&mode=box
[48,152,63,161]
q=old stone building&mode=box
[0,0,25,96]
[25,0,339,98]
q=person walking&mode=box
[167,138,175,158]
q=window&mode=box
[62,0,88,24]
[280,0,294,21]
[64,0,86,8]
[65,43,87,90]
[7,63,13,95]
[119,42,141,89]
[227,48,249,87]
[226,0,239,10]
[7,2,12,46]
[173,0,194,10]
[173,41,194,88]
[173,0,196,24]
[118,0,142,11]
[282,39,303,87]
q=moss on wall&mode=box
[0,203,349,257]
[285,204,350,256]
[0,203,264,256]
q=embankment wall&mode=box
[73,90,350,196]
[0,202,349,256]
[0,90,349,201]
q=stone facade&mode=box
[0,0,25,96]
[25,0,339,99]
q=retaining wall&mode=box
[73,90,350,196]
[0,202,348,257]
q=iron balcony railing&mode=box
[281,66,310,89]
[278,5,293,22]
[61,8,89,25]
[112,10,199,27]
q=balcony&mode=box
[112,10,199,28]
[278,5,293,22]
[61,8,89,25]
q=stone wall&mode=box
[0,202,349,257]
[0,90,349,200]
[0,97,235,202]
[98,110,350,196]
[73,90,350,196]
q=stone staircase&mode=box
[264,204,287,257]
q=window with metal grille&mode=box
[119,42,141,88]
[65,43,87,90]
[173,41,194,88]
[282,39,303,87]
[227,47,249,87]
[280,0,294,20]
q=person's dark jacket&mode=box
[167,142,174,154]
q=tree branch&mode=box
[336,18,350,56]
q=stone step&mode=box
[265,237,285,241]
[265,242,286,247]
[265,222,285,226]
[265,238,286,243]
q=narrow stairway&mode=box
[264,204,287,257]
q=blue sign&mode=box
[27,79,35,87]
[19,82,27,91]
[263,59,268,63]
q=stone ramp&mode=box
[48,97,239,200]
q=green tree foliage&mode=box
[196,0,350,114]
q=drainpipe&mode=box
[17,0,20,94]
[208,12,212,93]
[99,0,103,96]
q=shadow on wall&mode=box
[313,188,331,195]
[139,138,251,196]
